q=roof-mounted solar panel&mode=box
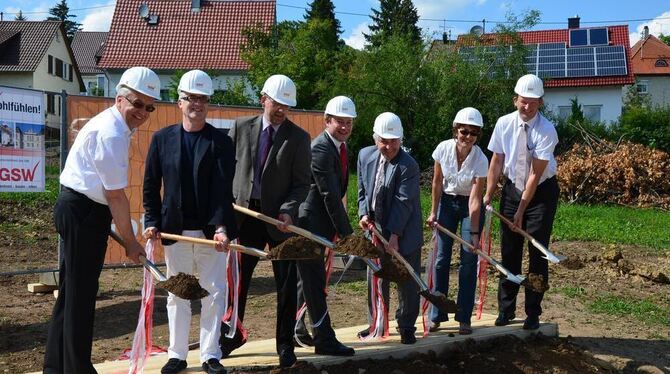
[570,29,588,47]
[589,28,609,46]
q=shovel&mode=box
[486,206,567,264]
[108,231,209,300]
[433,223,527,285]
[369,226,458,315]
[159,233,270,258]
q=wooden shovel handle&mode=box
[487,208,535,241]
[233,204,335,248]
[487,207,556,258]
[369,226,428,290]
[159,232,268,258]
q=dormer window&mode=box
[655,59,669,67]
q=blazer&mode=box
[143,123,238,245]
[229,115,311,241]
[357,145,423,255]
[298,132,353,239]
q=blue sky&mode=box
[1,0,669,48]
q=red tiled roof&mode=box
[456,25,635,88]
[0,21,61,72]
[98,0,276,70]
[71,31,108,75]
[630,35,670,75]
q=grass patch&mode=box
[0,166,59,205]
[588,295,670,327]
[334,279,367,294]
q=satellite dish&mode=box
[138,3,149,19]
[470,25,484,37]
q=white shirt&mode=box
[60,106,132,205]
[262,116,281,138]
[324,131,344,154]
[432,139,488,196]
[487,111,558,184]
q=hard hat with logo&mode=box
[453,107,483,128]
[178,70,213,96]
[261,74,297,107]
[116,66,161,100]
[514,74,544,98]
[324,96,357,118]
[373,112,403,139]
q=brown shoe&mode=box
[458,323,472,335]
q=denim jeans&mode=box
[430,193,483,325]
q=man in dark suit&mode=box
[357,112,423,345]
[220,74,311,368]
[143,70,236,374]
[293,96,357,356]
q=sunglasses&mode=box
[180,95,209,104]
[123,96,156,112]
[458,128,480,137]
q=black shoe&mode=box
[315,340,355,356]
[494,312,516,326]
[523,315,540,330]
[357,327,371,339]
[428,322,440,333]
[278,347,297,368]
[161,358,187,374]
[220,333,246,358]
[202,358,227,374]
[400,330,416,345]
[293,334,314,347]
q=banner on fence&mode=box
[0,87,45,192]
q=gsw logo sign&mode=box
[0,162,40,182]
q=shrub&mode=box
[616,106,670,154]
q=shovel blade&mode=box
[543,253,566,264]
[507,274,526,285]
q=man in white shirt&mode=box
[483,74,560,331]
[44,67,160,374]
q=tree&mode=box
[304,0,341,47]
[47,0,81,41]
[14,10,27,21]
[364,0,421,48]
[659,33,670,46]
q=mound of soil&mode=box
[269,236,322,260]
[421,290,458,314]
[373,252,412,283]
[523,273,550,293]
[156,272,209,300]
[336,235,381,258]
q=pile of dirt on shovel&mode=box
[523,273,550,293]
[157,272,209,300]
[268,236,322,260]
[373,252,412,283]
[336,235,381,258]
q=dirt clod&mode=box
[372,252,411,283]
[156,272,209,300]
[268,236,322,260]
[336,235,380,258]
[420,290,458,314]
[560,255,585,270]
[523,273,550,293]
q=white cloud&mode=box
[3,2,50,21]
[629,11,670,46]
[412,0,485,39]
[81,2,116,31]
[343,22,370,50]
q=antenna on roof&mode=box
[470,25,484,37]
[138,3,149,19]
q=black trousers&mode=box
[295,253,336,347]
[497,177,559,318]
[220,201,297,354]
[43,188,112,374]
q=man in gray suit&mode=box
[220,74,311,368]
[294,96,357,356]
[357,112,423,344]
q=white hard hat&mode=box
[261,74,297,107]
[178,70,213,96]
[325,96,357,118]
[514,74,544,98]
[373,112,403,139]
[116,66,161,100]
[453,107,483,128]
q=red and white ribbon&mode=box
[360,225,389,341]
[222,242,248,342]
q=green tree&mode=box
[659,33,670,46]
[167,69,186,102]
[623,82,651,110]
[210,79,254,106]
[304,0,342,47]
[365,0,421,48]
[14,10,27,21]
[47,0,81,41]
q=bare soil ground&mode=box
[1,199,669,373]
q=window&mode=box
[583,105,602,122]
[69,65,73,82]
[637,80,649,94]
[557,106,572,119]
[46,94,55,114]
[48,55,53,74]
[655,59,669,67]
[55,58,63,78]
[160,89,171,101]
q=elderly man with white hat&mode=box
[44,67,159,374]
[220,74,311,368]
[483,74,559,331]
[143,70,237,374]
[356,112,423,345]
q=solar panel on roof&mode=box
[589,28,609,46]
[570,29,588,47]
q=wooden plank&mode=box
[27,283,58,293]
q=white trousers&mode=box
[164,230,226,362]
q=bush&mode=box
[616,106,670,154]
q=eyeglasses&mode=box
[180,95,209,104]
[458,128,480,137]
[123,96,155,112]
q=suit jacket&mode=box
[229,115,311,241]
[298,132,353,239]
[357,146,423,255]
[143,123,238,245]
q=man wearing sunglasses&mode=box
[143,70,237,374]
[483,74,559,331]
[44,67,160,374]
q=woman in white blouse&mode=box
[426,107,488,335]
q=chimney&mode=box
[568,15,580,29]
[191,0,201,13]
[442,32,448,44]
[642,26,649,40]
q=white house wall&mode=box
[0,72,33,88]
[34,32,82,95]
[625,76,670,108]
[544,86,623,124]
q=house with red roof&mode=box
[98,0,275,101]
[457,17,635,123]
[71,31,109,96]
[629,27,670,107]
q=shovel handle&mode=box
[369,226,428,290]
[233,204,335,248]
[159,232,268,258]
[108,231,167,282]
